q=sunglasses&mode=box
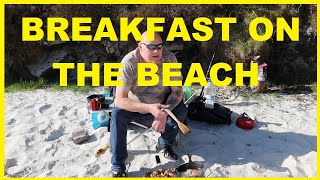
[141,43,163,50]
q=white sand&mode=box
[4,88,316,177]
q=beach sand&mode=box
[4,88,316,177]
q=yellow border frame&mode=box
[1,1,318,180]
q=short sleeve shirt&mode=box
[118,48,182,104]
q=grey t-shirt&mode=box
[118,48,182,104]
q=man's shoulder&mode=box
[162,48,177,62]
[163,48,175,57]
[121,48,139,64]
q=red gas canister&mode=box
[236,113,254,130]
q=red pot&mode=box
[236,113,254,130]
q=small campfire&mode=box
[145,168,178,177]
[145,154,204,177]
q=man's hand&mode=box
[147,103,169,118]
[152,111,168,133]
[147,103,169,133]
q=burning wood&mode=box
[145,168,178,177]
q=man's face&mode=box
[139,35,163,64]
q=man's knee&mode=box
[111,107,131,126]
[172,101,188,123]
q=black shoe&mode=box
[156,144,179,161]
[156,143,162,152]
[112,171,127,177]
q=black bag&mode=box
[186,31,231,125]
[187,96,232,125]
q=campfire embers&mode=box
[145,154,204,177]
[145,168,178,177]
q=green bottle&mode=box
[183,86,192,102]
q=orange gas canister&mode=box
[236,113,254,130]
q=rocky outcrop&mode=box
[27,49,68,77]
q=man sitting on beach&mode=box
[110,31,188,177]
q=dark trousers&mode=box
[110,101,188,172]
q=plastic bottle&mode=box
[204,78,216,109]
[258,63,267,81]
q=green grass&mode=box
[242,91,262,101]
[5,79,94,93]
[270,92,281,98]
[51,84,93,93]
[5,79,48,92]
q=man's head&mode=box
[138,32,163,64]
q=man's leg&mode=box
[158,101,188,147]
[110,107,146,173]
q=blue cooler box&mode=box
[92,110,110,129]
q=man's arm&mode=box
[165,86,184,110]
[115,86,169,117]
[116,86,169,133]
[115,86,149,113]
